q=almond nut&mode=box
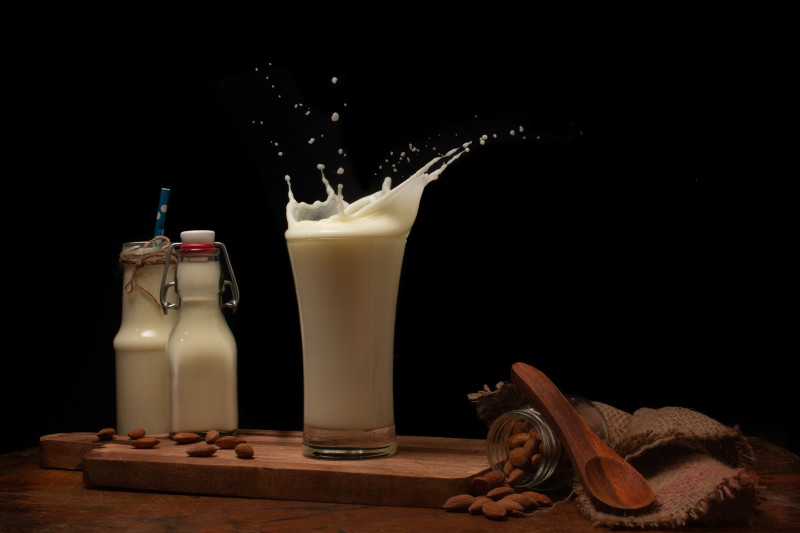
[216,436,247,449]
[234,443,254,458]
[498,495,525,513]
[131,437,160,449]
[186,443,218,457]
[508,432,529,449]
[128,428,146,440]
[205,429,220,444]
[470,475,491,495]
[468,495,491,514]
[443,494,475,511]
[520,490,553,508]
[486,485,515,500]
[509,446,531,468]
[482,470,506,488]
[172,432,202,444]
[506,468,527,486]
[502,493,534,510]
[481,500,507,520]
[97,428,116,441]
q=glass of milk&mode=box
[285,146,469,459]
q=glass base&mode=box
[303,424,397,459]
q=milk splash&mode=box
[285,142,471,239]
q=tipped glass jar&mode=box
[486,395,608,491]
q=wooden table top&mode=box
[1,436,798,532]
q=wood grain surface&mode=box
[2,435,796,532]
[42,430,491,508]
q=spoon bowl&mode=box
[511,362,654,510]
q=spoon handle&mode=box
[510,362,605,465]
[511,362,654,510]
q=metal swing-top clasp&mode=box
[159,237,240,315]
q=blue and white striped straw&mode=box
[154,188,170,238]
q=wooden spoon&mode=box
[511,362,654,510]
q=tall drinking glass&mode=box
[285,143,469,459]
[286,236,404,458]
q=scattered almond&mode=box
[97,428,116,441]
[498,495,525,513]
[128,428,146,440]
[186,443,218,457]
[130,437,159,449]
[502,493,534,510]
[205,429,220,444]
[520,490,553,508]
[172,432,202,444]
[468,495,491,514]
[443,494,475,511]
[481,500,507,520]
[216,436,247,450]
[486,485,515,500]
[482,470,506,488]
[234,443,254,458]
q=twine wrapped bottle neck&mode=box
[120,236,176,308]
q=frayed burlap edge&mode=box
[573,453,761,528]
[468,383,761,529]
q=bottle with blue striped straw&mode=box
[113,236,177,437]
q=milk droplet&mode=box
[305,110,311,116]
[331,112,340,122]
[519,126,524,132]
[278,151,283,156]
[316,164,325,170]
[336,167,344,175]
[308,138,315,144]
[331,77,338,84]
[338,148,344,155]
[509,130,516,136]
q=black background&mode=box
[5,20,794,456]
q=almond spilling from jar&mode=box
[481,500,508,520]
[468,495,491,514]
[486,485,515,500]
[186,443,218,457]
[172,432,202,444]
[130,437,160,449]
[128,428,146,440]
[520,490,553,508]
[442,494,475,512]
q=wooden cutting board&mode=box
[40,430,490,509]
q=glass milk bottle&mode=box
[113,238,177,436]
[160,230,240,437]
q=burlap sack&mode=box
[468,383,761,528]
